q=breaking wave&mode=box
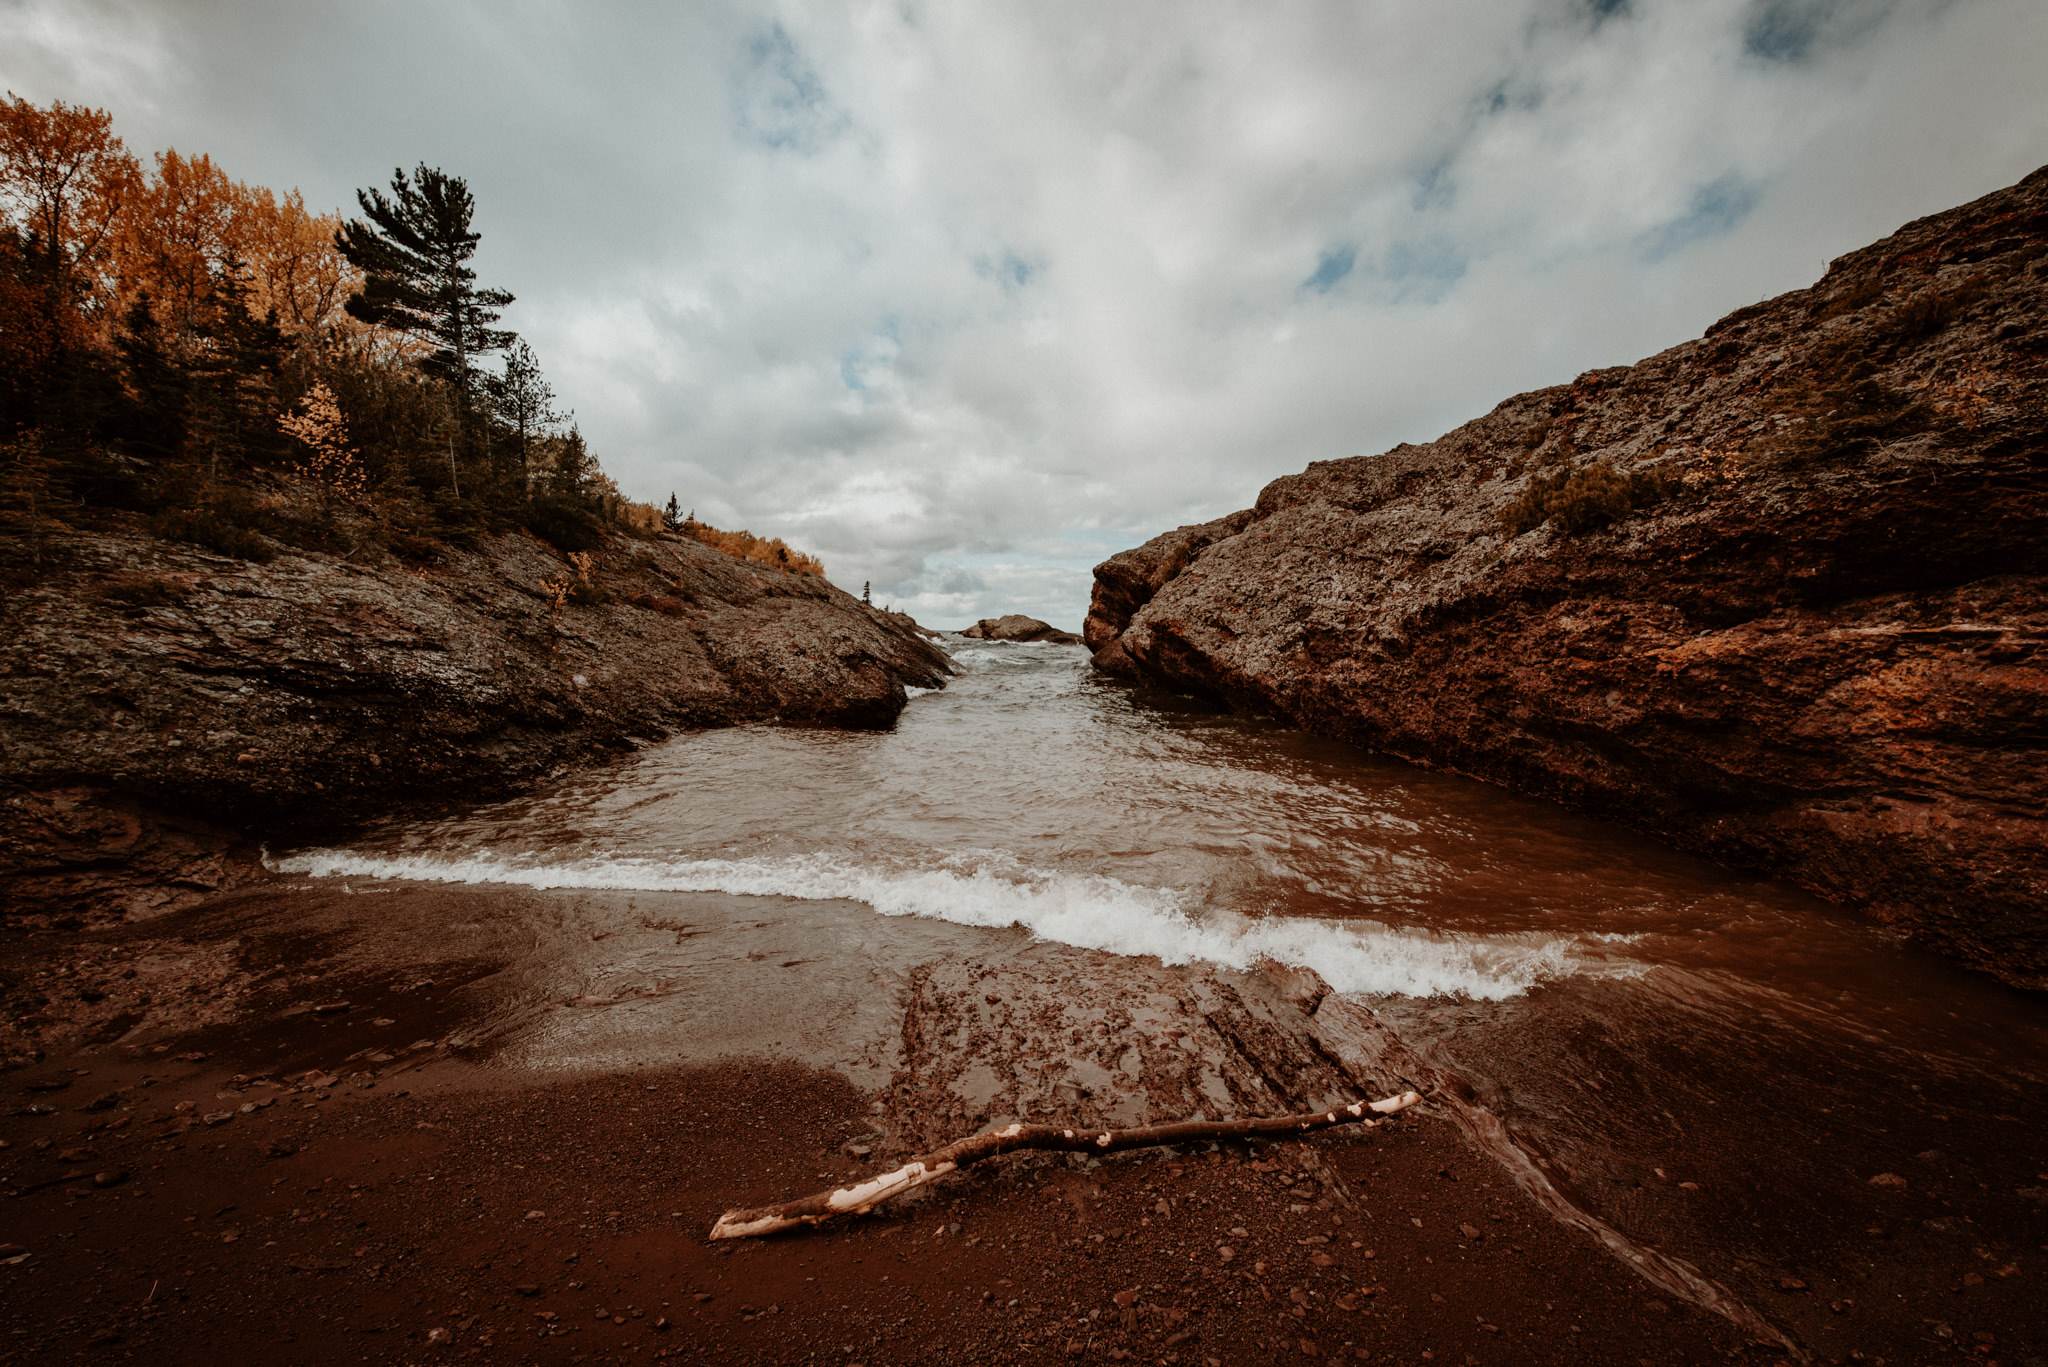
[268,847,1630,1001]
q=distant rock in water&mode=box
[1087,165,2048,989]
[960,614,1083,644]
[0,515,953,928]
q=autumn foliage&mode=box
[0,92,702,577]
[682,516,825,576]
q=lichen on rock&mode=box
[1087,165,2048,989]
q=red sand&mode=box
[3,1054,1762,1366]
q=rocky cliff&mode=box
[1088,167,2048,988]
[2,509,952,924]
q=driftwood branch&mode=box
[709,1088,1422,1240]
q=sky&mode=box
[4,1,2045,629]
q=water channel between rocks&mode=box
[262,636,2048,1346]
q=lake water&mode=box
[273,637,2048,1339]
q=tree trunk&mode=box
[710,1089,1421,1240]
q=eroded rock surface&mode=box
[959,614,1083,644]
[1,522,952,924]
[1087,167,2048,987]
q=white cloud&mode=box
[4,0,2044,629]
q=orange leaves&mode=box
[113,148,359,342]
[117,149,238,330]
[0,94,356,345]
[0,93,141,296]
[237,187,356,337]
[279,381,365,498]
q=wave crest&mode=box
[268,848,1621,1001]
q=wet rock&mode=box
[959,615,1083,644]
[2,521,953,927]
[1085,165,2048,988]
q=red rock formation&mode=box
[1088,167,2048,988]
[1,515,952,925]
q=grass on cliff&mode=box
[680,517,825,576]
[1499,460,1674,538]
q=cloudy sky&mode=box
[5,1,2044,627]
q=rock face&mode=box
[959,614,1083,644]
[1087,166,2048,989]
[1,516,952,924]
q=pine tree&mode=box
[488,339,557,489]
[335,165,513,423]
[862,581,871,605]
[662,492,684,532]
[183,255,285,479]
[113,291,185,459]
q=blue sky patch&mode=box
[1303,245,1357,294]
[1643,174,1764,260]
[735,23,841,151]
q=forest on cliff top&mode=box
[0,95,823,581]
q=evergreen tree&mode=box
[335,165,513,423]
[487,339,557,490]
[661,492,683,532]
[112,290,185,459]
[183,257,286,478]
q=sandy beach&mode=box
[4,879,2041,1365]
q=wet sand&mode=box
[4,1052,1757,1366]
[3,881,2043,1365]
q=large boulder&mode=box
[1087,165,2048,989]
[960,614,1082,644]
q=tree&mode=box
[181,256,286,478]
[541,419,594,496]
[662,492,684,532]
[334,165,512,422]
[488,339,557,489]
[0,93,139,307]
[278,380,363,500]
[118,148,237,340]
[0,95,138,433]
[234,185,355,341]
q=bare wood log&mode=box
[709,1088,1421,1240]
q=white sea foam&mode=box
[268,847,1621,1001]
